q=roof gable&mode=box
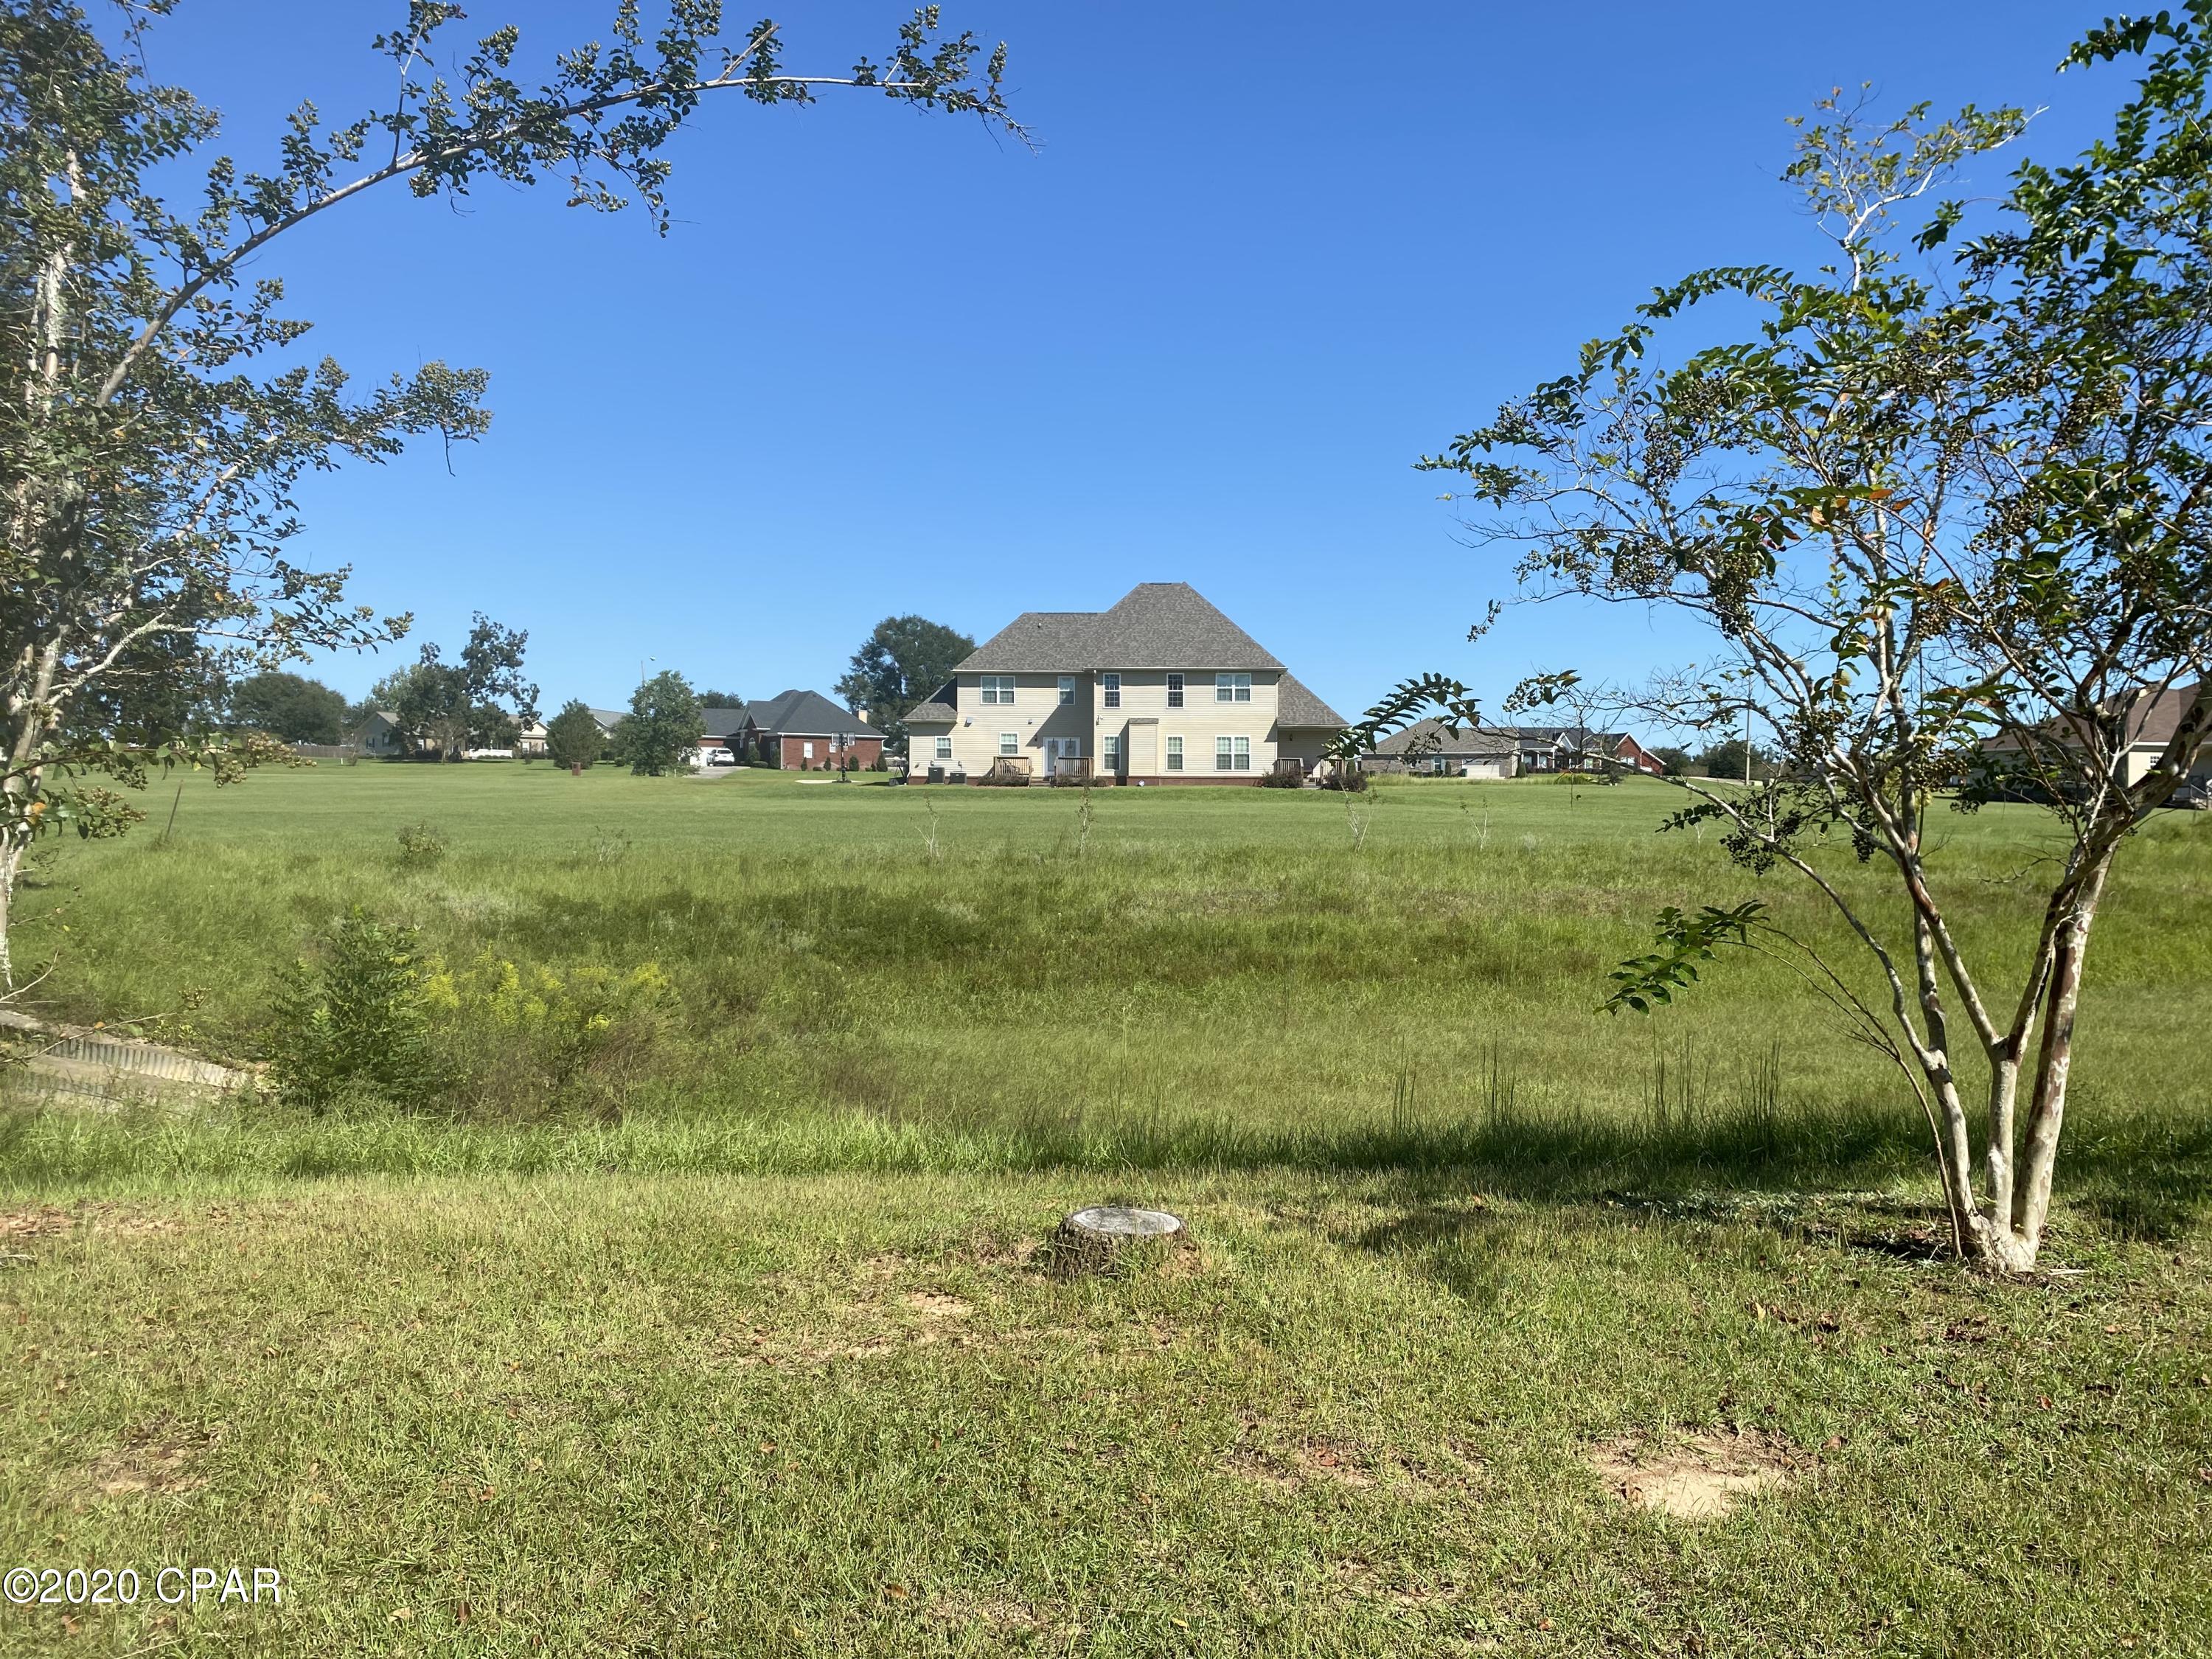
[740,689,881,738]
[955,583,1286,672]
[1085,582,1282,669]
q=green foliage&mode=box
[1694,740,1775,781]
[545,700,604,771]
[1604,902,1767,1015]
[267,909,443,1111]
[229,672,347,745]
[394,821,446,866]
[835,615,976,737]
[619,672,703,776]
[0,0,1021,975]
[424,952,677,1121]
[386,615,536,759]
[1650,745,1694,777]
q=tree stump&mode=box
[1049,1206,1187,1279]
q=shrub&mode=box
[424,953,677,1121]
[1317,769,1369,793]
[267,910,444,1111]
[395,820,446,864]
[1258,765,1303,789]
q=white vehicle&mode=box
[703,746,735,767]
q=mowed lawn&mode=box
[1,763,2209,1655]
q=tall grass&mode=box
[5,764,2208,1208]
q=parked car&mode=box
[702,746,735,767]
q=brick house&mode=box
[735,689,885,771]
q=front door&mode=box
[1043,737,1080,779]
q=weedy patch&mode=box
[77,1419,216,1503]
[1585,1428,1795,1520]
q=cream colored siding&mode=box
[1100,669,1282,776]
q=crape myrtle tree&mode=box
[0,0,1023,989]
[1411,11,2212,1271]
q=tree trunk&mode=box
[0,838,19,994]
[1048,1206,1186,1279]
[2011,852,2115,1262]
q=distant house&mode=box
[1363,720,1665,778]
[901,583,1348,784]
[1508,726,1666,776]
[353,711,406,757]
[1366,720,1522,778]
[1983,681,2212,800]
[734,690,885,771]
[515,720,548,758]
[586,708,628,739]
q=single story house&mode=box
[734,690,885,771]
[1366,719,1523,777]
[1363,721,1666,778]
[902,582,1348,785]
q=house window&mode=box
[1058,675,1075,705]
[980,675,1014,706]
[1166,672,1184,708]
[999,732,1019,757]
[1104,734,1120,769]
[934,736,952,761]
[1214,735,1251,771]
[1216,672,1251,703]
[1166,735,1183,771]
[802,741,815,761]
[1102,673,1121,709]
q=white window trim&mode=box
[1057,675,1075,706]
[1102,672,1121,709]
[999,732,1019,757]
[1166,672,1184,709]
[980,674,1015,706]
[1215,672,1252,704]
[1165,735,1183,771]
[933,736,952,760]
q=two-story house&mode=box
[902,583,1348,784]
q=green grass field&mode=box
[1,762,2208,1655]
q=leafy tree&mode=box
[1693,740,1775,783]
[835,615,976,737]
[619,671,703,776]
[0,1,1020,985]
[1649,745,1694,778]
[1417,15,2212,1270]
[545,700,605,771]
[384,614,535,759]
[695,688,746,710]
[230,672,347,745]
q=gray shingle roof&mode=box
[1084,583,1283,670]
[587,707,627,730]
[904,681,958,726]
[1370,718,1520,758]
[956,611,1100,672]
[741,689,882,739]
[1275,672,1348,728]
[955,583,1285,672]
[697,706,747,736]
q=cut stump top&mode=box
[1065,1206,1183,1239]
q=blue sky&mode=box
[137,1,2121,723]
